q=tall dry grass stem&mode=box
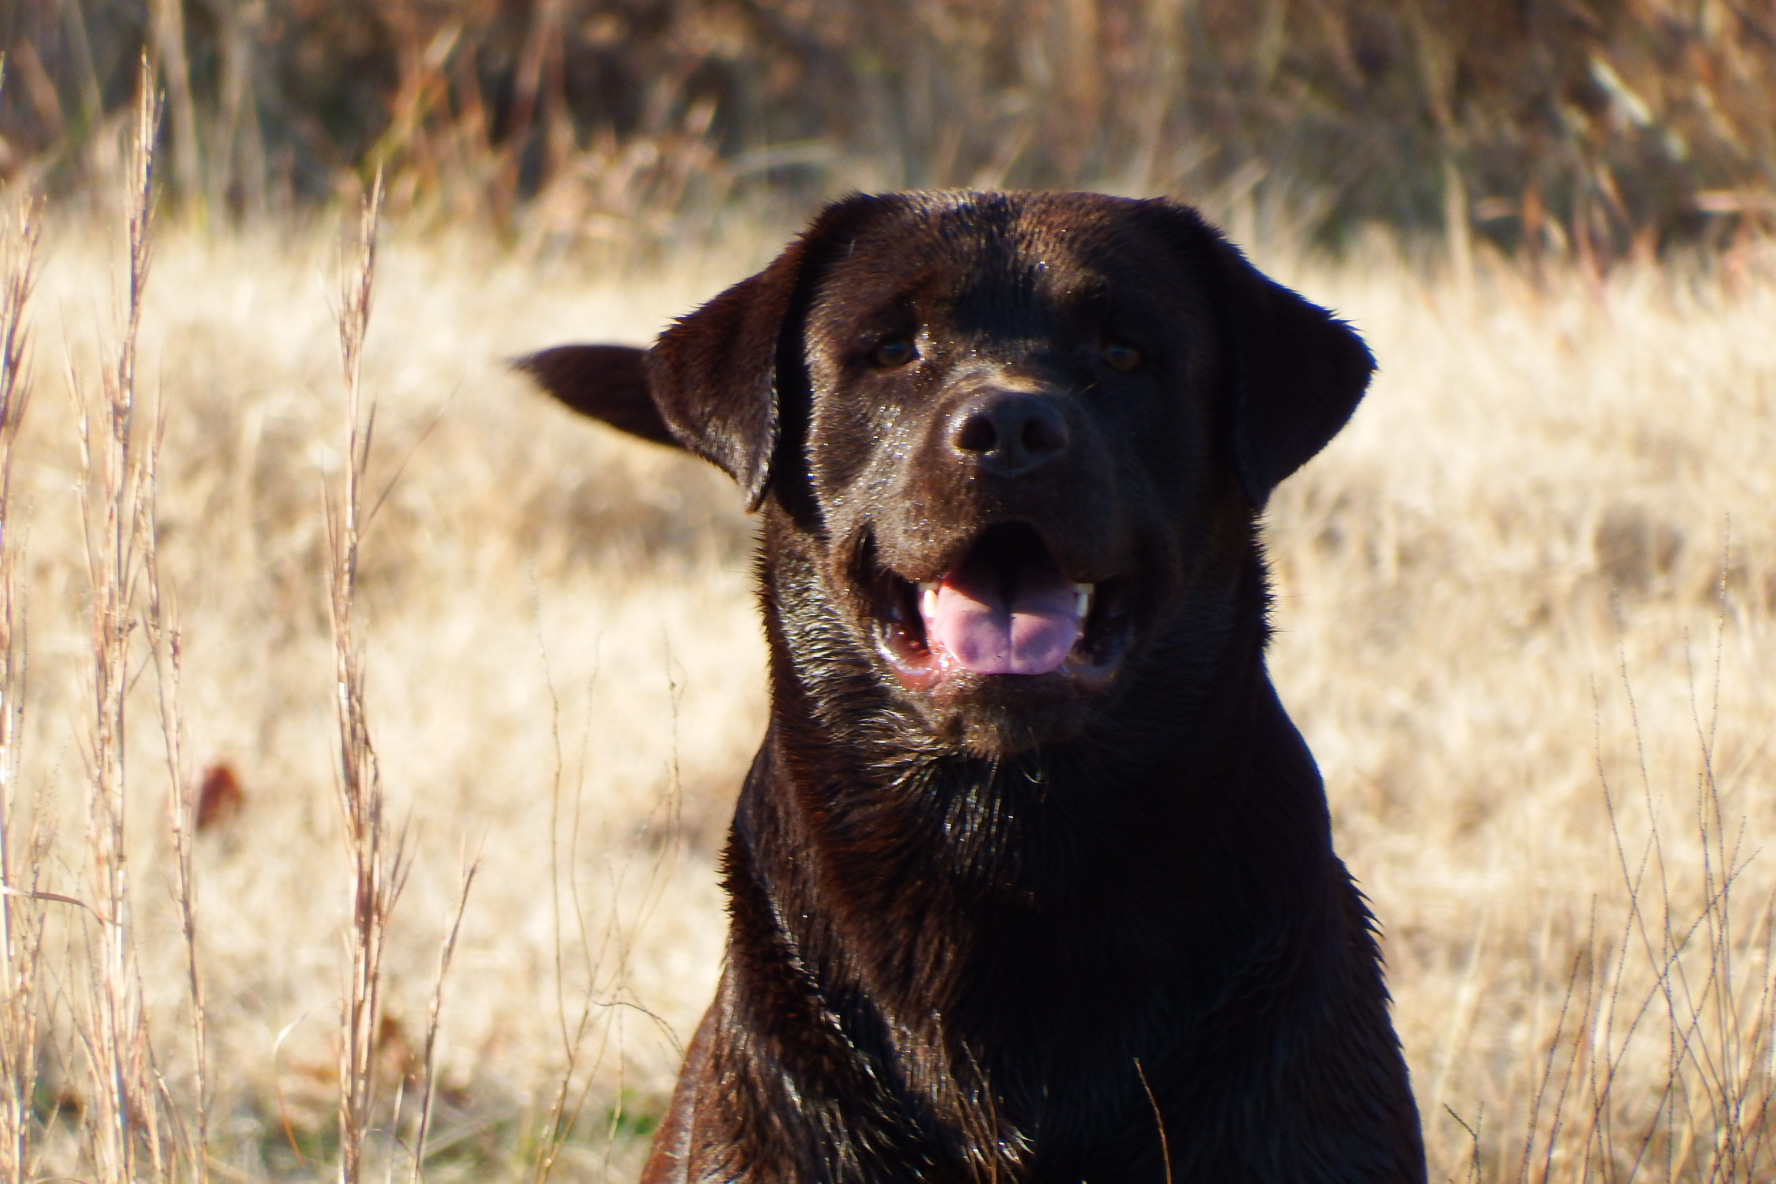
[69,70,173,1184]
[143,250,206,1184]
[530,655,595,1184]
[329,169,409,1184]
[408,856,478,1184]
[0,87,47,1184]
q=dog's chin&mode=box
[903,672,1101,756]
[874,640,1130,755]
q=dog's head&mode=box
[523,191,1371,755]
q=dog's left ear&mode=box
[1215,239,1374,510]
[1151,202,1374,510]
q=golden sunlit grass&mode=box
[0,174,1772,1180]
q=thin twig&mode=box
[1133,1058,1173,1184]
[407,853,478,1184]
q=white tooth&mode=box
[920,582,940,619]
[1075,583,1094,619]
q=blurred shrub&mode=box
[2,0,1773,256]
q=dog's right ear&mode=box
[522,194,890,510]
[641,238,815,510]
[644,193,891,510]
[514,256,805,510]
[517,344,679,449]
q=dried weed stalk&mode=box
[330,171,408,1184]
[70,73,173,1184]
[0,108,47,1184]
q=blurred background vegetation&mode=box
[2,0,1774,259]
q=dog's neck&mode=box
[704,509,1346,1178]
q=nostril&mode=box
[1022,411,1068,456]
[955,411,999,454]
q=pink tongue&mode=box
[924,557,1082,675]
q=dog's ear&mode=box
[1149,201,1374,510]
[642,240,812,510]
[1213,239,1374,510]
[516,344,680,449]
[512,250,810,509]
[643,193,892,510]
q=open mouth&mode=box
[864,522,1133,690]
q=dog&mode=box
[521,191,1426,1183]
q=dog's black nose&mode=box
[951,390,1070,477]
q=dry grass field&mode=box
[1,178,1773,1182]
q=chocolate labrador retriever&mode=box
[522,191,1425,1183]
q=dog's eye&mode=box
[870,336,918,369]
[1100,339,1143,372]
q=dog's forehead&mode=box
[809,191,1192,327]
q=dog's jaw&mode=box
[838,521,1142,755]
